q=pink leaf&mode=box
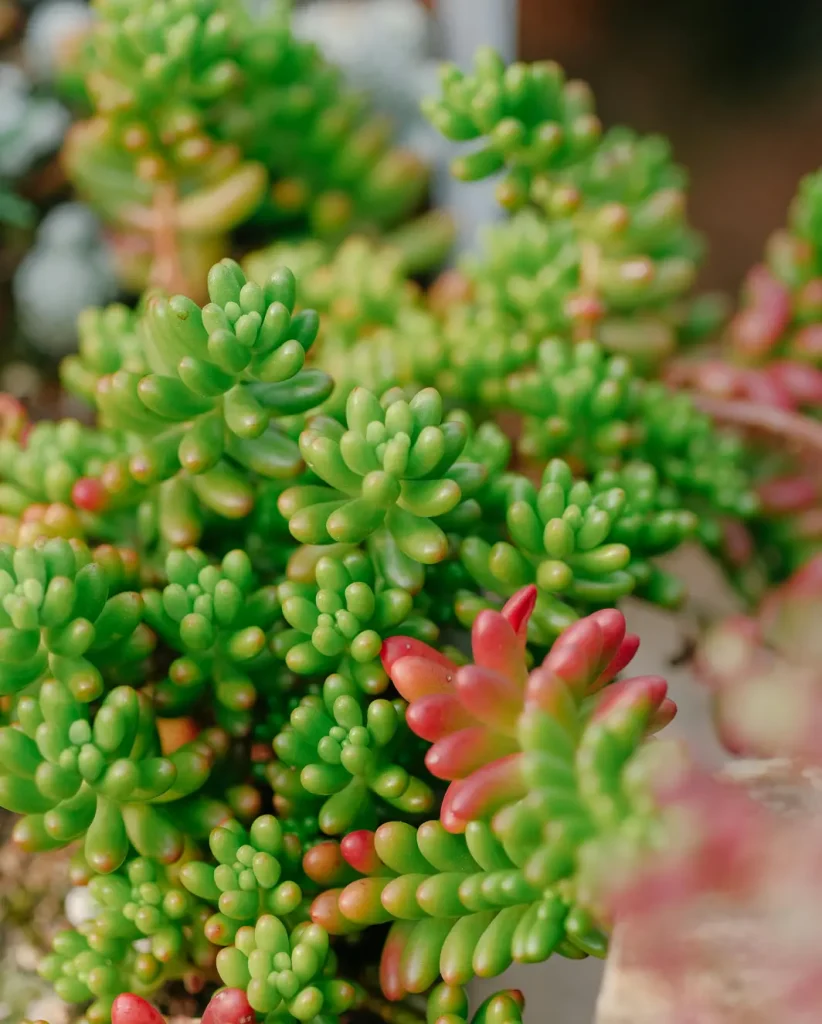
[758,475,818,514]
[112,996,165,1024]
[381,636,456,675]
[380,920,414,1001]
[340,830,382,875]
[501,584,538,644]
[730,264,791,358]
[592,676,675,730]
[202,990,255,1024]
[406,693,476,742]
[454,665,522,733]
[537,617,606,694]
[470,608,528,685]
[768,360,822,406]
[586,608,637,689]
[425,726,518,781]
[389,655,457,702]
[522,667,577,727]
[442,755,526,833]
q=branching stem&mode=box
[693,394,822,455]
[150,182,190,296]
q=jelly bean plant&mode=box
[62,0,439,299]
[2,4,822,1024]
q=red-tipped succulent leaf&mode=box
[201,988,255,1024]
[111,995,165,1024]
[383,586,675,833]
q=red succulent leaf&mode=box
[745,366,796,407]
[71,475,110,512]
[310,887,355,935]
[730,264,792,360]
[384,589,539,832]
[201,989,255,1024]
[424,725,518,781]
[340,829,384,876]
[470,608,527,683]
[303,841,354,887]
[381,636,456,676]
[453,665,522,732]
[470,595,533,685]
[386,652,458,702]
[520,668,577,730]
[501,584,538,642]
[405,693,475,742]
[666,357,794,408]
[380,920,415,1001]
[111,995,166,1024]
[440,754,526,833]
[525,608,638,707]
[769,359,822,406]
[591,675,676,733]
[589,610,640,689]
[385,588,668,832]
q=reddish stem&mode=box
[150,182,190,296]
[693,394,822,455]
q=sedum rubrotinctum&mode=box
[0,33,773,1024]
[0,251,733,1024]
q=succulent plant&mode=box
[279,387,484,581]
[508,338,758,529]
[80,855,216,991]
[660,168,822,599]
[180,815,304,946]
[244,233,428,350]
[277,549,434,692]
[39,929,135,1024]
[461,458,696,640]
[0,419,124,519]
[426,984,526,1024]
[303,587,674,1005]
[0,678,215,871]
[216,917,359,1021]
[143,546,280,733]
[98,261,328,498]
[273,672,435,837]
[4,23,820,1024]
[422,47,711,370]
[727,169,822,368]
[0,539,147,701]
[64,0,428,295]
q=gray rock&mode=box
[13,202,118,356]
[24,0,93,83]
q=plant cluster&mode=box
[1,4,822,1024]
[0,242,703,1022]
[63,0,438,299]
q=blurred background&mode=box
[4,0,822,369]
[518,0,822,293]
